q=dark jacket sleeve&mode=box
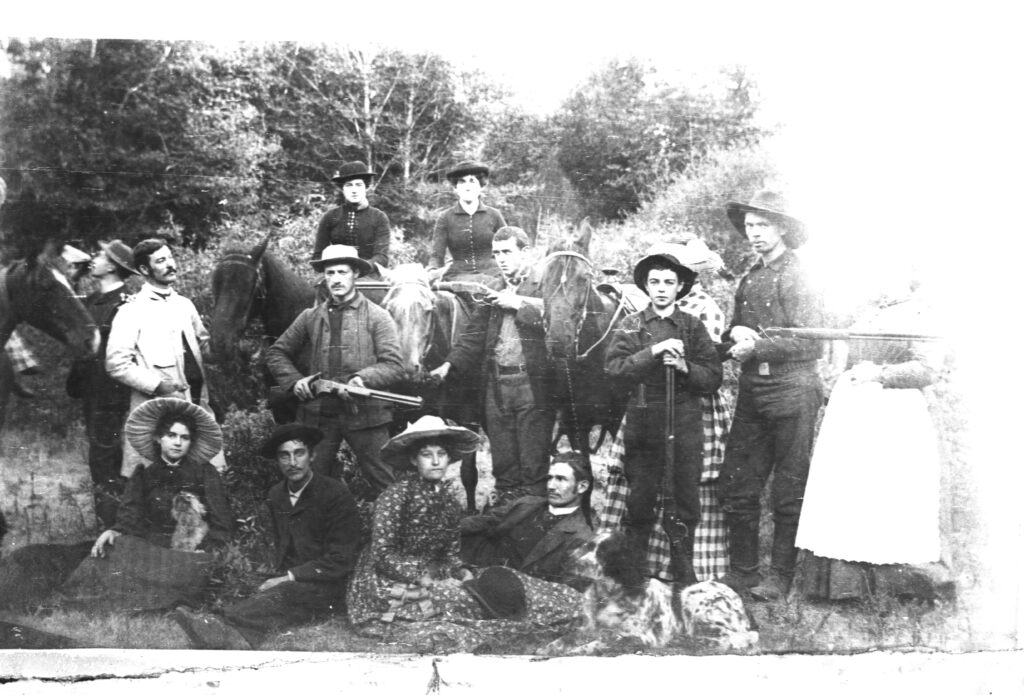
[266,309,314,390]
[680,318,723,394]
[370,209,391,270]
[288,481,362,583]
[446,303,492,375]
[604,314,652,382]
[428,209,450,270]
[355,306,405,388]
[313,210,334,260]
[200,463,234,546]
[113,465,150,538]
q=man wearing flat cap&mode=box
[717,189,825,601]
[314,161,391,279]
[267,245,405,499]
[67,240,139,527]
[172,423,362,649]
[605,244,723,589]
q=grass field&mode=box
[0,326,994,655]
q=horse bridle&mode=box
[216,254,266,312]
[542,251,624,362]
[383,280,445,370]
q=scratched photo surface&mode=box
[0,5,1014,689]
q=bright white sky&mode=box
[6,1,1019,310]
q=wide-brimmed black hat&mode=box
[260,423,324,459]
[331,161,375,186]
[463,566,527,620]
[309,244,373,277]
[725,189,808,249]
[445,160,490,183]
[99,240,141,276]
[633,242,698,297]
[380,415,480,469]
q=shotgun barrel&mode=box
[762,327,944,342]
[314,378,423,408]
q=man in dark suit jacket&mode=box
[172,424,362,649]
[432,226,555,501]
[461,452,594,591]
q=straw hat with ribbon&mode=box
[725,189,809,249]
[381,415,480,470]
[125,398,223,465]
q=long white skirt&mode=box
[795,373,942,565]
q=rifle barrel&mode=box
[763,327,943,342]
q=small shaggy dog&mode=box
[539,531,758,656]
[169,492,209,552]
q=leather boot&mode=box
[665,519,698,587]
[717,514,761,593]
[750,520,799,601]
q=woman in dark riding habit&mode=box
[313,161,390,281]
[427,161,507,283]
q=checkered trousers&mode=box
[5,330,40,372]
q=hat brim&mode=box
[633,254,697,296]
[446,166,489,182]
[260,424,325,459]
[310,256,374,277]
[98,241,141,276]
[463,574,528,620]
[381,426,480,470]
[125,398,223,465]
[331,173,375,185]
[726,202,808,249]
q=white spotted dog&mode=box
[538,530,757,655]
[170,492,209,552]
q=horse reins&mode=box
[542,251,626,362]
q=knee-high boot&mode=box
[718,514,761,593]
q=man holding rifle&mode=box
[717,189,824,600]
[605,245,722,589]
[267,245,405,499]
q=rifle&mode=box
[312,377,423,408]
[354,280,391,293]
[762,327,944,342]
[434,281,497,304]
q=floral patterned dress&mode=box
[346,474,465,626]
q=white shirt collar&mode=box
[548,504,579,516]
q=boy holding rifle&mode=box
[606,244,722,589]
[267,245,405,499]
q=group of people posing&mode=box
[6,158,946,648]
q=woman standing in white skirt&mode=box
[795,287,948,600]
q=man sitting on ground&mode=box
[460,452,594,590]
[173,424,362,649]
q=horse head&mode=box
[382,264,437,381]
[541,220,596,359]
[209,233,270,364]
[2,247,98,356]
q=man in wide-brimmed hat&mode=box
[716,188,824,601]
[67,240,140,527]
[106,238,224,476]
[313,160,390,280]
[267,244,404,499]
[173,423,362,650]
[605,244,723,589]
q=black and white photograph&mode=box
[0,3,1017,691]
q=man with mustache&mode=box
[172,423,361,649]
[106,239,223,476]
[267,245,404,499]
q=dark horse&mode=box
[0,249,99,432]
[540,221,629,456]
[382,263,484,511]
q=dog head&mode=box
[171,492,207,522]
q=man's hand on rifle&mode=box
[729,326,760,344]
[728,338,756,363]
[429,362,452,382]
[293,374,318,401]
